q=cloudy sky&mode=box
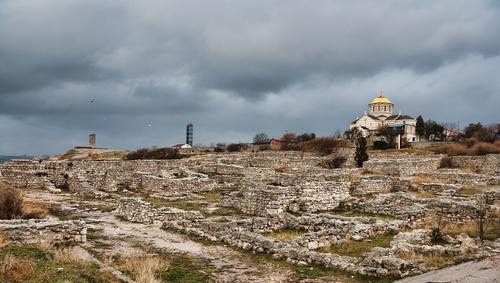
[1,0,499,155]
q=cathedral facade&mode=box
[350,94,418,143]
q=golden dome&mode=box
[370,95,392,104]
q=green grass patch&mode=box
[458,186,482,196]
[161,254,216,283]
[246,250,392,282]
[199,191,221,203]
[187,234,393,282]
[319,233,395,257]
[263,229,306,241]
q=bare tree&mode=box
[253,133,269,143]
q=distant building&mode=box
[253,138,284,150]
[443,128,462,140]
[89,133,96,148]
[172,143,192,149]
[186,123,193,146]
[349,94,418,143]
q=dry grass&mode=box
[319,234,395,257]
[457,186,482,196]
[408,190,434,198]
[275,164,292,173]
[89,150,129,160]
[108,255,169,283]
[53,248,85,265]
[0,182,23,220]
[0,232,11,249]
[21,202,48,219]
[432,141,500,156]
[443,220,500,240]
[411,175,449,185]
[201,191,221,203]
[263,229,306,241]
[0,255,35,282]
[397,251,454,269]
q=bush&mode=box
[432,141,500,156]
[373,140,391,150]
[226,143,249,152]
[320,157,347,169]
[302,137,349,156]
[125,148,183,160]
[0,182,23,220]
[472,142,500,155]
[439,156,458,168]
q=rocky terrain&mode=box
[0,151,499,282]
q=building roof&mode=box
[386,114,414,120]
[370,95,392,104]
[367,115,380,120]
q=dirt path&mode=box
[24,190,292,282]
[396,254,500,283]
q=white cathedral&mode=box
[350,94,418,143]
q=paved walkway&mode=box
[397,255,500,283]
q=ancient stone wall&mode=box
[0,219,86,246]
[353,175,411,196]
[0,160,216,195]
[363,155,442,176]
[115,197,203,224]
[448,154,500,174]
[219,169,354,215]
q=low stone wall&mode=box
[0,219,86,246]
[0,160,216,196]
[353,175,411,196]
[363,155,441,176]
[422,169,500,186]
[162,214,471,278]
[448,154,500,174]
[220,170,352,215]
[116,197,203,224]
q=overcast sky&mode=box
[1,0,499,155]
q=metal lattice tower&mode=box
[186,123,193,146]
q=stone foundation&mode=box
[0,219,87,247]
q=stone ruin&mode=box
[0,151,499,280]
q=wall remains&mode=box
[116,197,203,224]
[0,219,87,247]
[363,155,441,176]
[448,154,500,174]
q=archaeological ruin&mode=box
[0,150,498,282]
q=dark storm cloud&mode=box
[0,0,499,155]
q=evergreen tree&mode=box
[354,137,369,168]
[416,115,425,138]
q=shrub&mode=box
[0,182,23,220]
[472,142,500,155]
[302,137,349,156]
[439,156,458,168]
[355,137,369,168]
[320,157,347,169]
[226,143,249,152]
[21,202,48,219]
[126,148,183,160]
[373,140,391,150]
[432,141,500,156]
